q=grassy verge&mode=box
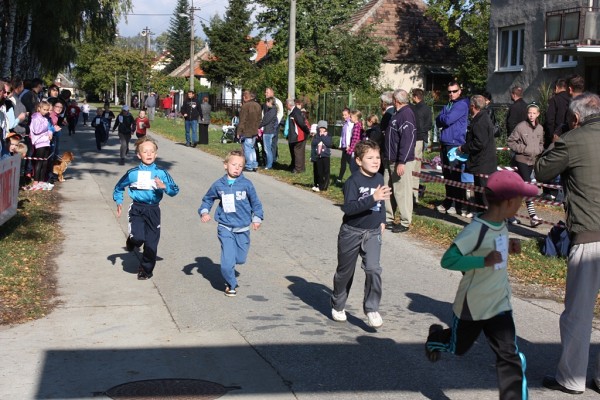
[148,118,569,296]
[0,190,61,324]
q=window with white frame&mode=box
[546,54,577,68]
[498,26,524,71]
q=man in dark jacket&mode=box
[112,105,135,165]
[536,93,600,395]
[284,98,310,173]
[238,91,262,171]
[506,86,528,135]
[458,95,497,212]
[410,88,432,203]
[384,89,417,233]
[180,90,202,147]
[544,79,570,147]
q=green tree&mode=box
[74,35,148,100]
[424,0,490,90]
[200,0,256,94]
[253,0,385,93]
[1,0,130,77]
[164,0,192,73]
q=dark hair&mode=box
[555,79,567,89]
[511,86,523,97]
[482,91,492,101]
[567,75,585,93]
[354,139,380,160]
[447,80,460,88]
[412,88,424,101]
[10,77,23,90]
[30,78,44,88]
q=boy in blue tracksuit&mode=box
[199,150,264,297]
[113,136,180,280]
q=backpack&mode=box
[541,222,571,257]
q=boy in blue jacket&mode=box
[113,136,180,280]
[199,150,264,297]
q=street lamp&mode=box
[179,1,201,92]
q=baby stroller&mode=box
[221,125,237,144]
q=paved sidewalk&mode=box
[0,124,598,399]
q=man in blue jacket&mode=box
[435,81,469,215]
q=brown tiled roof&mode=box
[347,0,460,64]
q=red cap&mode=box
[486,170,539,200]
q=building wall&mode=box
[379,63,425,90]
[487,0,587,103]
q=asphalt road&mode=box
[2,121,599,399]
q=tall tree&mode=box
[164,0,192,73]
[200,0,256,93]
[424,0,490,90]
[0,0,130,77]
[74,34,148,99]
[255,0,368,62]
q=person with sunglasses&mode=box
[435,80,470,216]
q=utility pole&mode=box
[287,0,296,101]
[141,27,152,96]
[179,2,201,92]
[189,1,201,92]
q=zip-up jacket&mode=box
[181,98,202,121]
[199,174,264,229]
[385,105,416,164]
[113,162,179,205]
[436,97,469,146]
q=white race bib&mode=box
[494,235,508,270]
[221,193,236,213]
[135,171,154,190]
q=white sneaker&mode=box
[366,311,383,328]
[446,207,457,215]
[311,186,320,192]
[436,204,447,214]
[331,308,347,322]
[466,212,473,218]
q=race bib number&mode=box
[222,193,236,213]
[494,235,508,270]
[135,171,154,190]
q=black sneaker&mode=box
[126,237,135,251]
[137,267,153,280]
[425,324,444,362]
[392,225,409,233]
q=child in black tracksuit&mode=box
[330,140,392,328]
[310,120,332,192]
[92,108,109,151]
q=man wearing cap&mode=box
[457,95,497,214]
[426,169,535,399]
[113,105,135,165]
[535,92,600,395]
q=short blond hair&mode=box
[224,150,245,163]
[135,136,158,153]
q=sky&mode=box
[117,0,227,39]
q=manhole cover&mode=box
[105,379,230,399]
